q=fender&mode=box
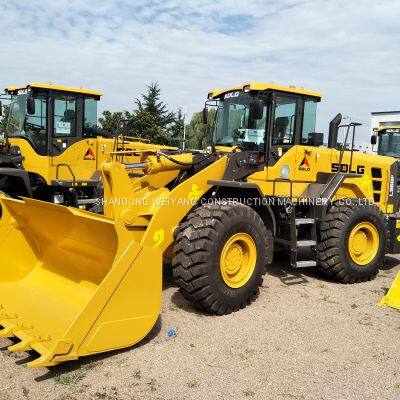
[0,167,33,197]
[207,179,277,236]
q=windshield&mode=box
[213,93,267,149]
[378,131,400,157]
[6,94,48,155]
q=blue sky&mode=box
[1,0,399,144]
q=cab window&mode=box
[272,95,297,145]
[6,96,23,136]
[54,95,76,137]
[6,94,48,155]
[301,99,318,144]
[26,98,47,135]
[226,103,267,148]
[83,98,98,138]
[378,131,400,157]
[26,98,47,154]
[226,103,249,138]
[213,94,267,150]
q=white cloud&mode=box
[1,0,399,143]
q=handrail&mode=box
[55,163,76,186]
[324,122,362,195]
[121,135,151,143]
[268,177,313,199]
[336,122,361,176]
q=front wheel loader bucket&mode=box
[378,272,400,311]
[0,196,162,367]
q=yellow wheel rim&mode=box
[220,233,257,288]
[348,222,379,266]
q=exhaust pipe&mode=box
[328,113,342,148]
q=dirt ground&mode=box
[0,256,399,400]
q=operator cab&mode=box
[205,82,322,165]
[3,82,102,156]
[372,126,400,158]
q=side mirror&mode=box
[202,107,208,124]
[250,99,264,120]
[0,101,2,117]
[308,132,324,146]
[370,134,377,145]
[27,96,36,115]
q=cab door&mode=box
[267,92,300,166]
[293,97,335,183]
[49,93,83,166]
[294,97,323,181]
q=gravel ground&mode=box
[0,256,399,400]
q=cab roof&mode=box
[208,82,322,100]
[374,125,400,132]
[5,82,103,97]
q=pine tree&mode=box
[130,82,175,144]
[99,83,181,145]
[169,108,185,147]
[135,82,175,128]
[98,110,128,136]
[129,111,168,144]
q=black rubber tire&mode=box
[172,202,271,315]
[317,201,387,283]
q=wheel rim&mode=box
[220,233,257,288]
[348,222,379,266]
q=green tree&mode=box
[129,110,169,144]
[98,110,127,136]
[99,83,182,145]
[0,104,10,133]
[128,82,176,144]
[169,108,185,147]
[185,109,216,149]
[135,82,175,127]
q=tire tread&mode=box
[172,202,270,315]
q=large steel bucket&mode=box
[0,196,161,367]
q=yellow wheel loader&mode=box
[1,81,400,367]
[0,82,174,211]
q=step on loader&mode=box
[1,82,400,367]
